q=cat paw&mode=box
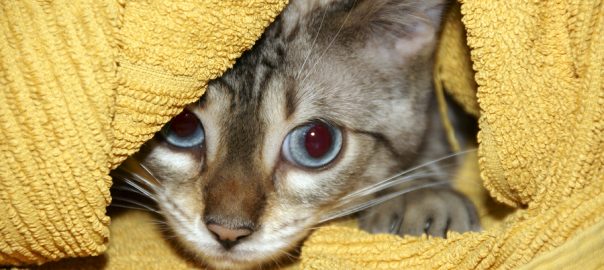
[358,187,480,238]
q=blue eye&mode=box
[161,109,205,148]
[282,121,342,168]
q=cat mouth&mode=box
[158,198,315,268]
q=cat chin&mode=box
[169,221,306,270]
[199,246,302,270]
[186,239,297,270]
[198,255,268,270]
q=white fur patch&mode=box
[285,171,321,192]
[146,146,199,180]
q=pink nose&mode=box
[207,223,252,249]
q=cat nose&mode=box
[206,223,252,249]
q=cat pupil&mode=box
[161,109,205,148]
[304,123,332,158]
[170,110,199,138]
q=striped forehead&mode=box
[204,50,292,173]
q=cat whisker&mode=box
[111,184,140,193]
[267,254,282,270]
[112,169,159,194]
[116,158,163,187]
[342,149,475,200]
[110,185,157,202]
[303,224,332,232]
[295,7,327,79]
[270,249,298,269]
[112,196,159,212]
[110,203,154,213]
[145,219,172,230]
[319,149,476,223]
[125,177,157,198]
[110,198,161,214]
[340,171,445,202]
[160,199,197,226]
[319,180,448,223]
[114,177,159,201]
[278,249,297,261]
[300,0,358,85]
[148,219,168,226]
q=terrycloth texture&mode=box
[0,0,287,265]
[1,0,603,269]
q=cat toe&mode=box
[359,187,480,238]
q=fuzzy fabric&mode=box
[0,0,287,265]
[1,0,602,269]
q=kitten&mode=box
[114,0,479,269]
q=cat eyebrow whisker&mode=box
[295,7,328,79]
[299,0,359,86]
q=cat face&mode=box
[135,0,446,268]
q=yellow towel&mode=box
[0,0,287,265]
[1,0,602,269]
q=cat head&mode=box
[136,0,447,268]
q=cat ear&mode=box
[346,0,447,58]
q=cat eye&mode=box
[161,109,205,148]
[282,121,342,168]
